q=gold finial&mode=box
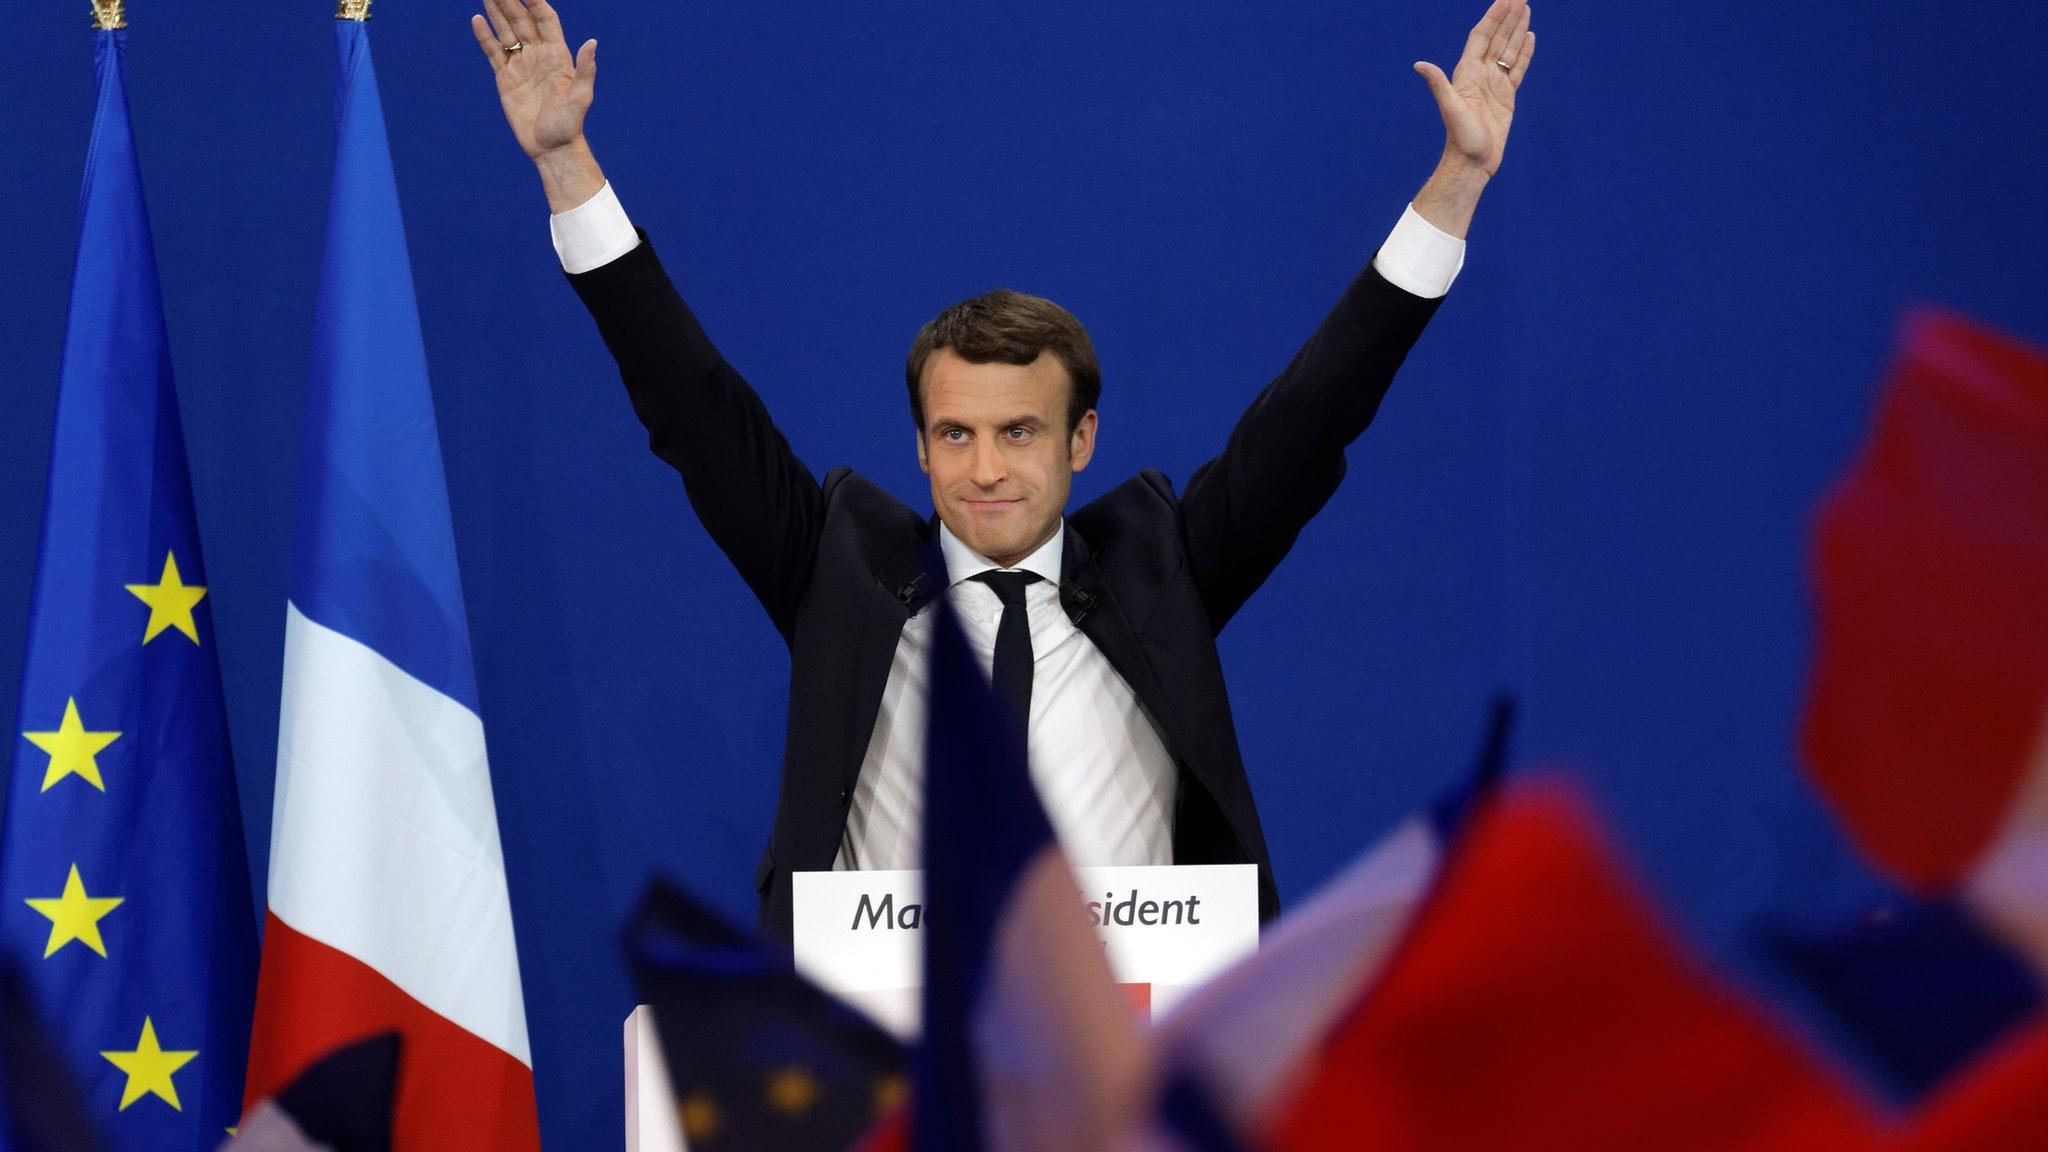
[337,0,371,20]
[89,0,125,30]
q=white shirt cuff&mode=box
[1371,204,1466,299]
[550,181,641,274]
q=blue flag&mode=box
[624,879,905,1152]
[914,589,1057,1152]
[1760,898,2044,1101]
[243,21,538,1149]
[0,28,256,1149]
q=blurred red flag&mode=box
[1801,309,2048,890]
[1900,1018,2048,1152]
[1265,783,1883,1152]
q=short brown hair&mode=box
[905,289,1101,433]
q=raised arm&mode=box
[1410,0,1534,237]
[1177,0,1534,631]
[472,0,606,211]
[473,0,826,640]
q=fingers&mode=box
[1499,3,1532,68]
[478,0,515,46]
[1462,0,1511,63]
[503,0,542,42]
[470,13,506,69]
[1482,0,1525,65]
[574,38,598,92]
[1413,60,1455,109]
[1508,29,1535,87]
[480,0,533,46]
[527,0,566,46]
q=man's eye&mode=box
[1006,426,1033,442]
[942,428,968,444]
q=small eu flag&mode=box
[626,880,907,1152]
[0,25,257,1149]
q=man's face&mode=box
[916,348,1097,568]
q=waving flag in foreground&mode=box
[0,960,109,1152]
[1803,309,2048,908]
[1146,700,1510,1143]
[227,1033,401,1152]
[625,879,906,1151]
[242,14,539,1151]
[1899,1015,2048,1152]
[916,592,1150,1152]
[0,20,256,1147]
[1264,783,1882,1152]
[1762,898,2042,1100]
[1789,309,2048,1147]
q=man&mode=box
[471,0,1534,937]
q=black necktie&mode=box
[970,570,1042,740]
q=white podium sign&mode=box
[624,864,1256,1149]
[791,864,1258,1037]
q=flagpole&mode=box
[338,0,371,20]
[89,0,124,30]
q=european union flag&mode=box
[0,25,256,1149]
[626,880,906,1152]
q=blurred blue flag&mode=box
[0,28,256,1149]
[1761,898,2043,1102]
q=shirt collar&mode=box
[937,519,1064,589]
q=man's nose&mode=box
[972,438,1006,487]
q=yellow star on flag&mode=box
[873,1073,906,1115]
[125,551,207,645]
[101,1017,198,1111]
[23,864,123,958]
[678,1092,723,1143]
[22,697,119,793]
[765,1066,819,1116]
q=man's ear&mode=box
[915,427,930,475]
[1068,409,1098,473]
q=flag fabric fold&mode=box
[625,879,907,1152]
[0,27,255,1148]
[1146,698,1509,1141]
[0,960,110,1152]
[1761,899,2043,1100]
[1793,309,2048,1115]
[916,589,1150,1152]
[227,1032,401,1152]
[1802,309,2048,896]
[242,20,539,1152]
[1899,1016,2048,1152]
[1266,783,1882,1152]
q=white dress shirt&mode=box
[550,184,1468,867]
[833,524,1181,869]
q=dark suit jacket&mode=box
[570,234,1442,938]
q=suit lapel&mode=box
[847,526,946,792]
[849,521,1199,799]
[1058,526,1195,771]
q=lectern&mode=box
[625,863,1257,1151]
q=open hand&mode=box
[1414,0,1534,178]
[472,0,596,161]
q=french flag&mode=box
[1256,782,1882,1152]
[1148,704,1882,1151]
[915,588,1150,1152]
[1901,1016,2048,1151]
[1803,308,2048,917]
[242,19,540,1151]
[1796,310,2048,1147]
[1142,701,1507,1146]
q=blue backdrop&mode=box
[4,2,2045,1147]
